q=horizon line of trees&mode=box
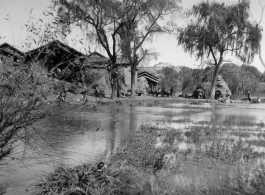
[158,63,265,98]
[2,0,264,101]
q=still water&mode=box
[1,101,265,195]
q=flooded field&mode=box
[1,101,265,194]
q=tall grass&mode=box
[35,120,265,195]
[34,162,150,195]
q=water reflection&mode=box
[1,102,265,194]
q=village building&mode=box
[24,40,130,96]
[0,43,25,83]
[25,40,87,82]
[22,40,160,97]
[137,67,159,95]
[0,43,24,68]
[0,42,24,60]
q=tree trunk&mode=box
[209,50,224,100]
[131,64,136,99]
[209,62,223,100]
[110,71,118,99]
[111,81,118,99]
[209,70,218,100]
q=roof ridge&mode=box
[87,51,108,59]
[0,42,25,55]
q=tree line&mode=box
[158,63,265,98]
[49,0,263,99]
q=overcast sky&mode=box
[0,0,265,72]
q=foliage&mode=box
[178,66,193,92]
[255,82,265,96]
[219,63,261,97]
[177,63,263,98]
[34,162,149,195]
[178,67,204,94]
[203,139,254,163]
[22,8,106,97]
[114,124,168,173]
[116,0,181,99]
[178,0,262,99]
[93,83,106,98]
[36,115,265,195]
[52,0,126,98]
[0,62,47,162]
[53,0,180,98]
[158,66,179,91]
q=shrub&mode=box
[34,162,149,195]
[0,62,47,162]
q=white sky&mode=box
[0,0,265,72]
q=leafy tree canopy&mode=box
[158,66,179,90]
[177,0,262,99]
[53,0,180,98]
[179,0,262,63]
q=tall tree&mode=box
[117,0,180,99]
[178,66,193,92]
[52,0,127,98]
[52,0,180,99]
[158,66,179,90]
[256,0,265,68]
[177,0,262,99]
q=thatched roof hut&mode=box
[215,75,232,99]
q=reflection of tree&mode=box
[129,106,136,136]
[210,108,258,126]
[108,106,121,155]
[210,104,218,129]
[106,105,137,158]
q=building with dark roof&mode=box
[136,67,159,94]
[0,43,25,75]
[25,40,99,83]
[0,43,24,59]
[23,39,163,97]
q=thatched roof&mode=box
[83,52,109,69]
[138,71,159,83]
[25,40,86,62]
[0,42,24,58]
[138,67,158,77]
[215,75,232,99]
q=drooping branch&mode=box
[178,0,262,99]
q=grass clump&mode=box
[114,125,169,173]
[203,139,254,163]
[223,119,265,128]
[34,162,149,195]
[35,122,265,195]
[167,119,192,123]
[230,131,251,138]
[246,139,265,147]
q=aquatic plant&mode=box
[114,124,169,173]
[36,121,265,195]
[34,162,149,195]
[230,131,251,138]
[203,139,254,163]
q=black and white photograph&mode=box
[1,0,265,194]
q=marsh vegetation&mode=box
[32,102,265,195]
